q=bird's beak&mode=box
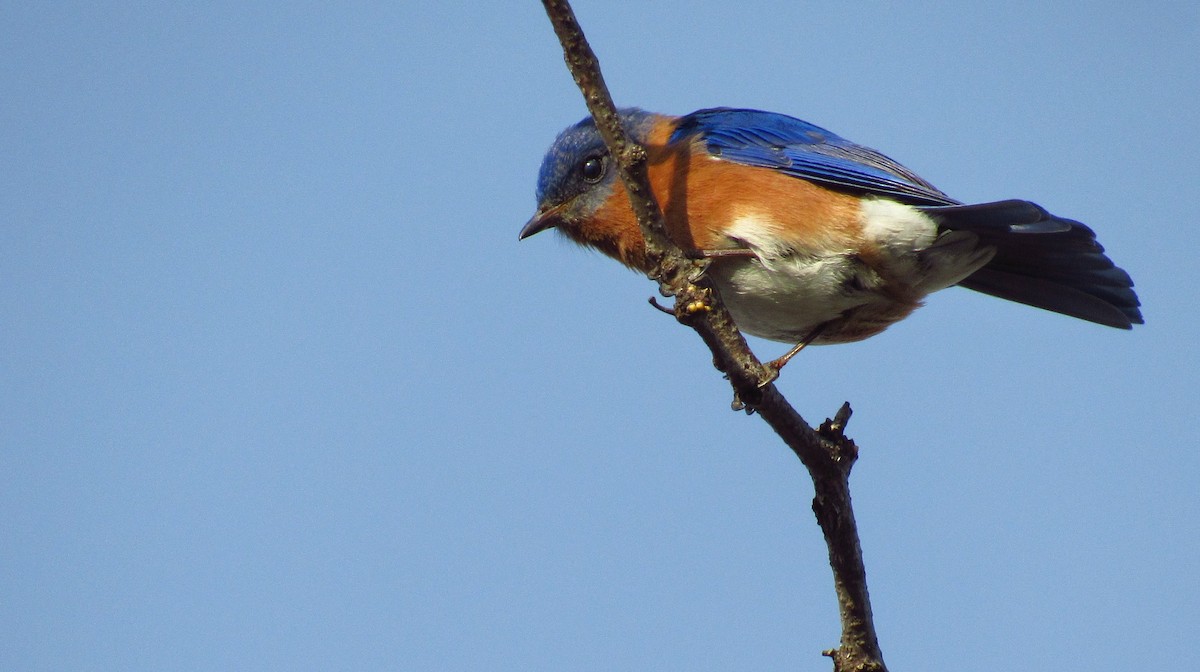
[519,203,566,240]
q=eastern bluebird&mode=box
[520,108,1141,367]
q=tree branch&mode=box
[539,2,887,670]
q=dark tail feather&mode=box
[919,200,1143,328]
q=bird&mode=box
[520,107,1142,368]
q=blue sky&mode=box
[2,2,1197,670]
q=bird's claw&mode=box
[686,257,712,283]
[757,364,781,388]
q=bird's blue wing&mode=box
[670,108,958,206]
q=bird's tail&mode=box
[919,199,1143,328]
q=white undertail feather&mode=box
[858,198,939,252]
[919,229,995,292]
[859,198,994,292]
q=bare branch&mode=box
[539,2,888,670]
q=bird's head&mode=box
[519,109,658,242]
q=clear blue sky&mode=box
[3,2,1197,670]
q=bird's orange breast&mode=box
[580,122,870,270]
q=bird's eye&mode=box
[581,156,605,183]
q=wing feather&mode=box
[670,107,957,206]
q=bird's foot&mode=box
[763,322,830,378]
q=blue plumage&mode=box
[670,107,957,206]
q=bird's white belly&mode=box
[710,254,883,343]
[706,200,994,344]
